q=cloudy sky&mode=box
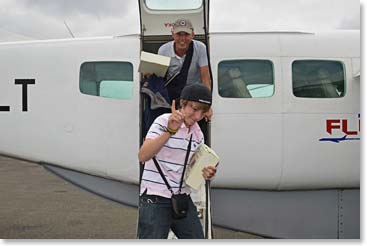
[0,0,361,42]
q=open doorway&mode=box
[137,0,213,239]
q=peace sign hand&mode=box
[168,100,184,131]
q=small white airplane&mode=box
[0,0,360,239]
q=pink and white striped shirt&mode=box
[140,113,204,198]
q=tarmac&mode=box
[0,155,263,239]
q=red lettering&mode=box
[326,120,340,135]
[164,23,174,28]
[342,119,358,135]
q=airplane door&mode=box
[208,34,283,189]
[61,38,142,184]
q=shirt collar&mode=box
[179,121,200,134]
[172,41,186,60]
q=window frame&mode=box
[291,59,346,99]
[144,0,203,11]
[217,59,275,99]
[79,61,134,100]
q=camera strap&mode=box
[152,134,193,195]
[179,134,192,193]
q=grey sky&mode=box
[0,0,139,41]
[0,0,361,42]
[210,0,360,32]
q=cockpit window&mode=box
[145,0,202,10]
[80,62,133,100]
[218,60,274,98]
[292,60,345,98]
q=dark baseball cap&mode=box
[180,83,212,105]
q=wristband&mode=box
[166,127,178,135]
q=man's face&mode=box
[181,101,207,127]
[172,31,194,53]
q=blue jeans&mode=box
[137,193,204,239]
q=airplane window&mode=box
[145,0,202,10]
[79,62,133,100]
[292,60,345,98]
[218,60,274,98]
[100,80,133,100]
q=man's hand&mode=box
[205,108,213,122]
[202,165,217,180]
[143,73,152,79]
[167,100,184,131]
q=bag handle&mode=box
[177,41,194,85]
[164,41,194,102]
[165,41,194,88]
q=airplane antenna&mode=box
[64,20,75,38]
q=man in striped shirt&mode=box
[138,83,217,239]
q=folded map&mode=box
[185,144,219,190]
